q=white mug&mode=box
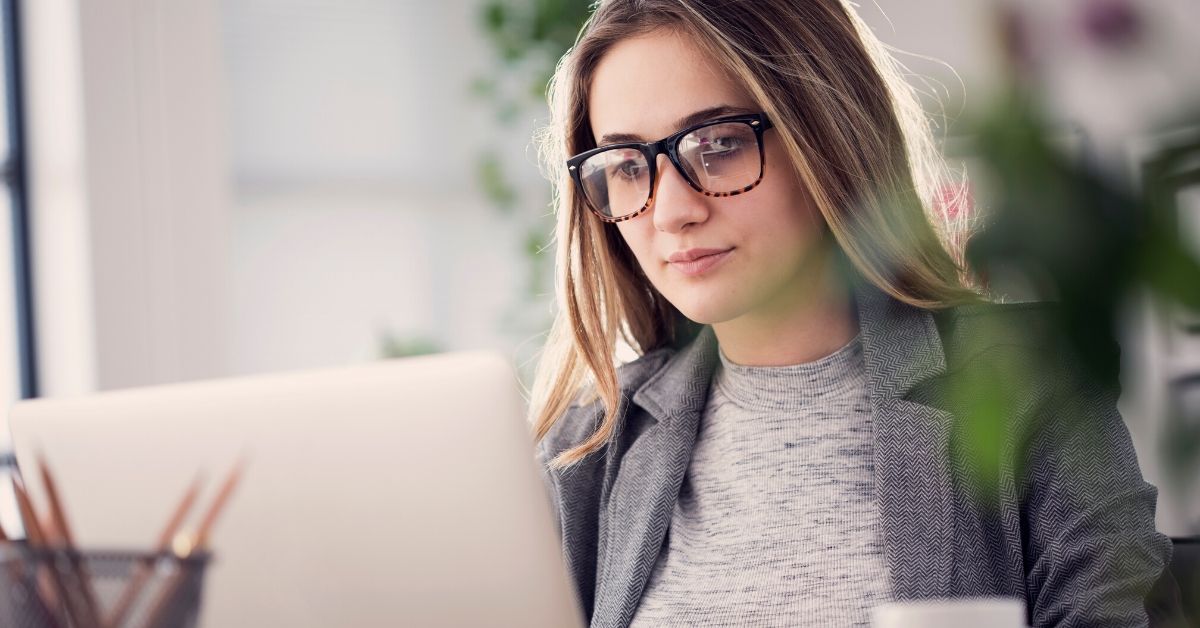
[871,598,1026,628]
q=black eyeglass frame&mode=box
[566,112,774,223]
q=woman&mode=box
[529,0,1171,626]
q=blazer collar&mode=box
[590,330,716,627]
[850,279,958,600]
[853,277,948,402]
[592,280,956,626]
[631,278,948,418]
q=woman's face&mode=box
[587,30,829,326]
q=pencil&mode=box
[38,453,103,627]
[0,515,61,628]
[105,472,204,628]
[139,458,246,628]
[12,474,71,628]
[193,456,246,549]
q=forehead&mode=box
[587,30,755,143]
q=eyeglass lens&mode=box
[578,121,761,220]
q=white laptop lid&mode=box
[6,352,583,628]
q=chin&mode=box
[654,278,743,325]
[670,299,739,326]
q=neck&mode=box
[713,247,858,367]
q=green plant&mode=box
[378,330,442,359]
[946,1,1200,502]
[472,0,592,377]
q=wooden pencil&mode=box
[12,474,71,628]
[193,457,246,549]
[105,473,204,628]
[38,454,103,627]
[138,458,245,628]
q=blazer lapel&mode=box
[855,280,956,599]
[590,328,718,628]
[589,282,956,624]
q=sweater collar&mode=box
[714,333,864,413]
[631,278,948,422]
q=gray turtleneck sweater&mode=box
[629,334,892,627]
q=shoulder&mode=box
[928,298,1126,447]
[933,299,1061,357]
[538,346,676,463]
[930,299,1107,383]
[915,298,1125,433]
[911,303,1168,621]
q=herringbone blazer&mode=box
[537,282,1172,627]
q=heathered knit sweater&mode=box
[629,335,891,627]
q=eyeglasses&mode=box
[567,113,773,223]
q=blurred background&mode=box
[0,0,1198,539]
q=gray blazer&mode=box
[537,281,1172,627]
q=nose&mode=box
[651,154,709,233]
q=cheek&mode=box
[759,155,822,233]
[614,222,657,270]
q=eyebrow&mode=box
[597,104,756,146]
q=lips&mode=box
[667,247,732,263]
[667,247,733,277]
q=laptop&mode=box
[6,352,584,627]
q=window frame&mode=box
[2,0,37,403]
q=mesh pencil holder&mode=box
[0,543,211,628]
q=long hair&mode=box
[531,0,980,468]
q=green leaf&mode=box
[469,76,498,99]
[477,151,518,212]
[378,330,441,358]
[482,1,508,34]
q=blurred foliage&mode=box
[472,0,592,378]
[967,94,1200,385]
[379,330,442,359]
[946,0,1200,517]
[945,87,1199,628]
[474,0,591,214]
[479,0,592,82]
[477,152,519,214]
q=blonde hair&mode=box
[532,0,980,467]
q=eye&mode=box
[703,135,745,156]
[613,159,647,180]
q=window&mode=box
[2,0,34,442]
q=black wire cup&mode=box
[0,543,210,628]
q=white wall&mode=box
[24,0,230,395]
[221,0,542,377]
[224,1,486,189]
[21,0,94,396]
[227,184,529,375]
